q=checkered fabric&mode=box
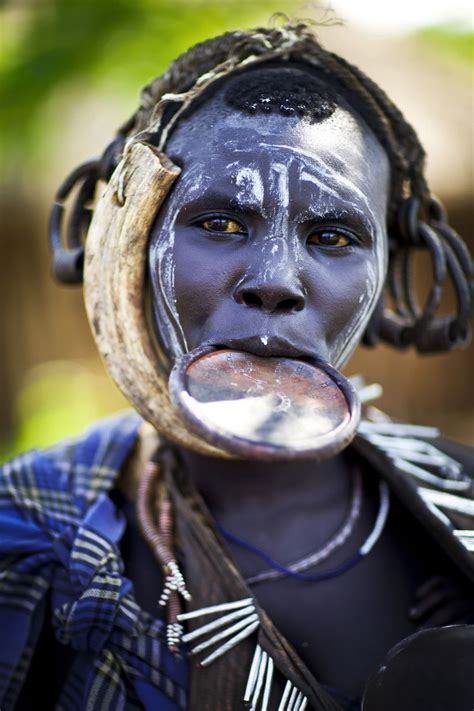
[0,412,187,710]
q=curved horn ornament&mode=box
[83,141,228,457]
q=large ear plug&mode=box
[375,196,472,353]
[48,135,125,285]
[49,160,98,284]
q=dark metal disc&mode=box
[169,347,360,460]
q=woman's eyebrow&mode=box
[179,190,266,218]
[293,207,377,236]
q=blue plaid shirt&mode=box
[0,412,188,710]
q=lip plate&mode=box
[169,344,361,461]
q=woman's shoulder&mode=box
[0,410,144,563]
[0,410,143,501]
[0,412,182,711]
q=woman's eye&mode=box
[200,218,245,234]
[307,230,352,248]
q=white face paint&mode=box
[149,164,213,357]
[149,90,390,370]
[234,166,265,208]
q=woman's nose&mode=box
[234,274,305,313]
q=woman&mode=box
[1,22,473,711]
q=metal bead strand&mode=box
[159,560,192,606]
[136,459,191,653]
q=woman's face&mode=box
[149,73,390,369]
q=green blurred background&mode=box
[1,0,473,462]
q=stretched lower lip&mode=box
[208,337,315,360]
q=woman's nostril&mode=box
[242,292,263,308]
[277,298,301,312]
[239,290,304,312]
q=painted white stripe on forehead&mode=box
[267,160,293,252]
[270,162,290,211]
[299,169,342,200]
[235,167,265,207]
[254,159,317,283]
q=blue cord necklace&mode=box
[216,480,390,583]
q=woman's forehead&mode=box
[166,107,390,220]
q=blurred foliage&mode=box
[0,361,127,464]
[1,2,471,171]
[417,25,473,66]
[0,0,290,169]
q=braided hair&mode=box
[50,22,472,353]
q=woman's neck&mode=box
[176,446,352,521]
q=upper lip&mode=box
[209,335,318,360]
